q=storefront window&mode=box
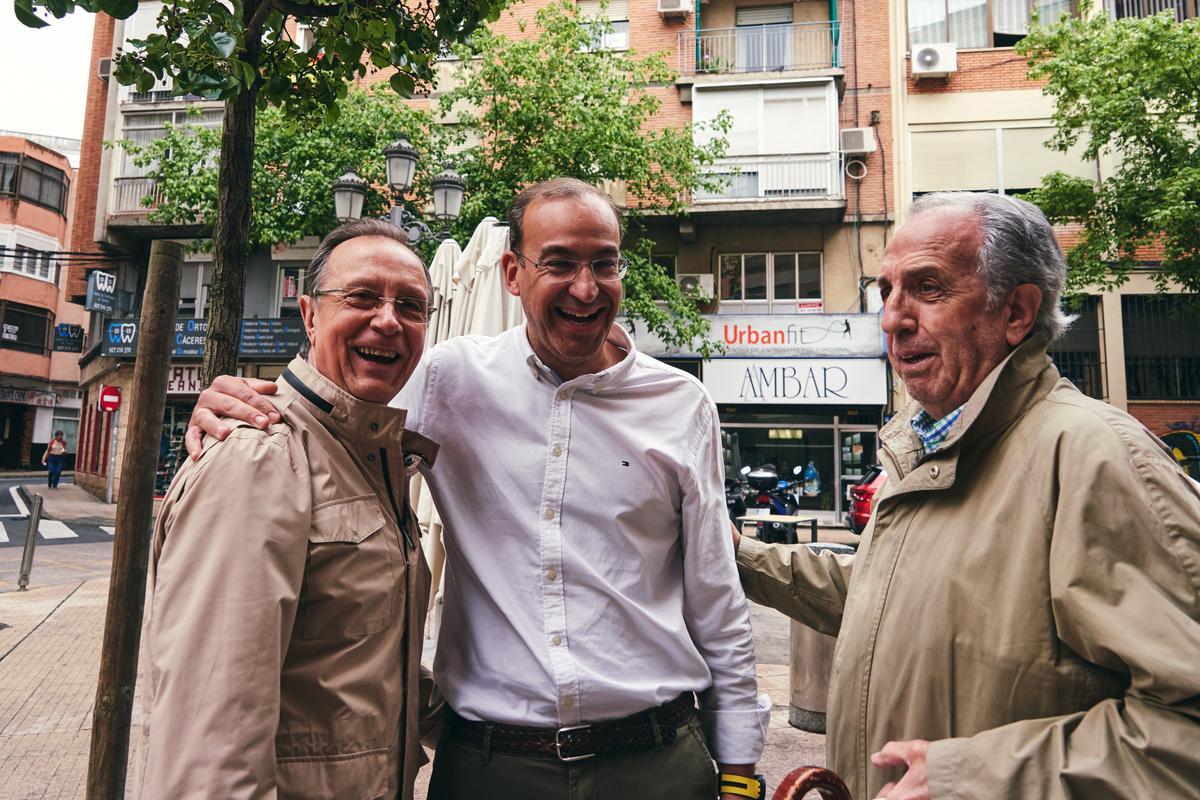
[723,425,837,511]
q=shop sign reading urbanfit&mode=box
[623,313,885,358]
[703,358,887,405]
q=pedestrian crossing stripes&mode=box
[0,520,116,547]
[38,521,77,539]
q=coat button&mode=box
[929,465,940,478]
[370,422,379,431]
[367,454,376,462]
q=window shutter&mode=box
[735,5,794,25]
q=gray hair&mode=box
[306,218,431,298]
[909,192,1074,341]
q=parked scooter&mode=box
[740,463,803,543]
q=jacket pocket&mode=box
[299,496,399,640]
[276,746,390,800]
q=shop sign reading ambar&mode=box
[704,358,887,405]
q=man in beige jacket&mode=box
[735,192,1200,799]
[140,219,439,799]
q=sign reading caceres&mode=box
[102,318,307,358]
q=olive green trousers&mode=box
[427,715,719,800]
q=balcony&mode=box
[1105,0,1197,18]
[678,22,841,76]
[111,176,162,215]
[691,153,846,221]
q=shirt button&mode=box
[557,390,568,401]
[550,635,562,647]
[929,465,940,478]
[544,509,555,520]
[562,697,574,709]
[552,446,562,457]
[546,568,557,581]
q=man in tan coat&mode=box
[140,219,439,799]
[734,193,1200,799]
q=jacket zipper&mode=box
[379,446,415,549]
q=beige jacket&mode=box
[140,357,439,800]
[737,337,1200,799]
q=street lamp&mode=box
[331,140,465,244]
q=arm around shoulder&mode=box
[735,535,853,637]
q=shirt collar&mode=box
[910,406,963,455]
[517,322,638,390]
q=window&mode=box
[1123,295,1200,400]
[910,126,1097,194]
[277,263,305,318]
[578,0,629,50]
[735,6,794,72]
[719,252,822,312]
[1048,296,1103,399]
[0,301,54,355]
[1108,0,1197,20]
[908,0,1073,49]
[2,246,57,283]
[119,109,223,178]
[0,152,69,214]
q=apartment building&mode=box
[69,5,312,500]
[0,134,87,471]
[888,0,1200,476]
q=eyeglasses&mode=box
[311,287,437,324]
[511,249,629,282]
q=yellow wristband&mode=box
[719,773,763,799]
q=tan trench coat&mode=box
[140,357,439,799]
[737,337,1200,799]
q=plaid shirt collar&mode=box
[910,406,964,455]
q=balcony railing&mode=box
[111,176,163,214]
[678,22,841,75]
[695,153,845,203]
[1105,0,1197,18]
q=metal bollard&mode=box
[17,494,43,591]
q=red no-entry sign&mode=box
[98,385,122,412]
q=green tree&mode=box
[115,90,441,251]
[19,0,504,382]
[439,0,732,354]
[1018,7,1200,295]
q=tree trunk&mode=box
[85,240,183,799]
[201,82,258,384]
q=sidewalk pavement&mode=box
[0,484,832,798]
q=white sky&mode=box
[0,6,95,140]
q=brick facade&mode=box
[1127,402,1200,438]
[66,13,116,302]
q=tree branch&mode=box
[278,0,344,18]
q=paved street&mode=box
[0,480,832,798]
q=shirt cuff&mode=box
[699,692,771,765]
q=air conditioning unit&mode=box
[841,128,877,157]
[676,273,715,299]
[97,57,112,81]
[657,0,691,17]
[911,43,957,79]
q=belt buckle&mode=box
[555,724,596,762]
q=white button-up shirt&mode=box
[395,324,767,763]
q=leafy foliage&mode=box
[19,0,505,114]
[1018,7,1200,294]
[438,0,733,355]
[114,91,441,249]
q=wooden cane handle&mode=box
[772,766,852,800]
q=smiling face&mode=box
[878,207,1013,419]
[299,235,428,403]
[502,193,625,380]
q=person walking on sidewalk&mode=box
[41,431,68,489]
[141,220,441,800]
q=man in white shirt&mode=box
[188,178,767,800]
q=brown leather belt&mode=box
[445,692,697,762]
